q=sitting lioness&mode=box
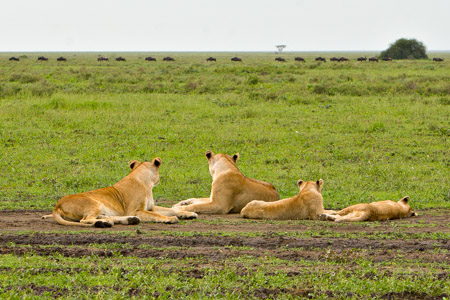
[172,151,279,214]
[319,196,417,222]
[241,179,324,220]
[42,158,197,227]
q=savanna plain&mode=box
[0,52,449,299]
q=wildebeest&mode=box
[381,57,392,61]
[37,56,48,61]
[357,57,367,62]
[275,57,286,62]
[433,57,444,62]
[206,57,217,62]
[145,56,157,61]
[368,57,378,62]
[330,57,339,62]
[57,57,67,62]
[231,57,242,62]
[163,57,175,61]
[97,57,109,62]
[339,57,349,62]
[294,57,305,62]
[315,57,326,62]
[116,57,126,62]
[9,57,19,61]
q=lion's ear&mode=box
[400,196,410,204]
[297,179,304,187]
[129,160,139,170]
[153,157,162,168]
[317,179,324,188]
[232,153,239,163]
[205,150,213,159]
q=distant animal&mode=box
[319,196,417,223]
[163,57,175,61]
[241,179,326,220]
[433,57,444,62]
[97,57,109,61]
[330,57,339,62]
[339,57,349,62]
[116,57,126,62]
[294,57,305,62]
[42,158,198,227]
[145,56,157,61]
[231,57,242,62]
[381,57,392,61]
[9,57,19,61]
[315,57,326,62]
[37,56,48,61]
[357,57,367,62]
[206,57,217,62]
[57,57,67,62]
[275,57,286,62]
[368,57,378,62]
[172,151,279,214]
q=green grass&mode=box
[0,252,448,299]
[1,52,449,210]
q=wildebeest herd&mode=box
[7,55,445,63]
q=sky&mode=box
[1,0,449,52]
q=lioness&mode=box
[241,179,324,220]
[42,158,197,227]
[319,196,417,222]
[172,151,279,214]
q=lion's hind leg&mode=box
[333,211,370,223]
[240,200,266,219]
[152,206,198,220]
[136,210,179,224]
[98,215,141,225]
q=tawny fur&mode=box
[172,151,279,214]
[241,179,325,220]
[42,158,197,227]
[319,196,417,222]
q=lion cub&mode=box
[173,151,279,214]
[319,196,417,222]
[241,179,325,220]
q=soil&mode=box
[0,209,449,263]
[1,209,449,299]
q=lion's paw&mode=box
[94,220,113,228]
[173,199,194,207]
[177,212,198,220]
[127,216,141,225]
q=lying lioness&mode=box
[172,151,279,214]
[319,196,417,222]
[241,179,324,220]
[42,158,197,227]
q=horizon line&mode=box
[1,49,449,53]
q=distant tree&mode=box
[380,38,428,59]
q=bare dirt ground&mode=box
[0,209,449,263]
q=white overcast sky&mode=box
[1,0,449,52]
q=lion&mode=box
[172,151,280,214]
[319,196,417,222]
[241,179,325,220]
[42,158,197,227]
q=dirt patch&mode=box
[0,210,449,264]
[1,209,449,234]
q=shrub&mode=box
[380,38,428,59]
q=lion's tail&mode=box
[52,209,92,227]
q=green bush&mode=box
[380,38,428,59]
